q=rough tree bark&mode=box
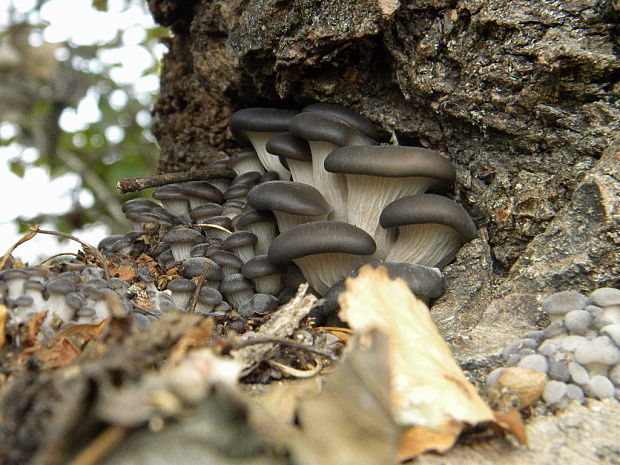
[147,0,619,361]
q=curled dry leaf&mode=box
[338,265,498,458]
[496,367,547,408]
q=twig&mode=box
[116,168,236,194]
[67,425,128,465]
[26,226,110,279]
[233,337,337,361]
[187,260,212,313]
[0,227,39,270]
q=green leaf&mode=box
[9,160,25,178]
[92,0,108,12]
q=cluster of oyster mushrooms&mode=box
[1,103,477,333]
[488,288,620,406]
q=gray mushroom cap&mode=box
[360,261,445,300]
[235,209,277,230]
[208,250,244,270]
[197,287,223,306]
[167,278,196,293]
[247,181,332,216]
[153,184,186,202]
[177,181,223,204]
[98,235,125,252]
[231,171,262,187]
[46,278,77,295]
[121,198,160,213]
[268,221,376,264]
[180,257,223,281]
[289,112,377,147]
[229,108,299,147]
[379,194,477,242]
[223,231,257,250]
[302,102,379,140]
[241,255,282,279]
[190,203,224,222]
[259,171,280,183]
[223,184,252,201]
[162,228,204,247]
[265,132,312,162]
[325,145,455,184]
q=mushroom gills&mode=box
[385,223,465,268]
[308,140,348,222]
[293,252,366,295]
[245,131,290,180]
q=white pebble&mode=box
[543,380,568,404]
[568,361,590,385]
[589,375,615,399]
[601,323,620,346]
[566,384,584,400]
[538,339,559,356]
[560,335,587,352]
[608,364,620,386]
[564,310,592,335]
[486,367,504,387]
[518,354,549,373]
[586,305,603,317]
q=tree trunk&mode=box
[147,0,620,359]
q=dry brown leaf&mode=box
[108,261,137,281]
[400,422,463,458]
[292,330,402,465]
[338,265,497,457]
[0,304,7,349]
[166,318,215,365]
[493,409,528,446]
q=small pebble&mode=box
[486,367,504,387]
[568,361,590,385]
[517,348,536,356]
[502,338,538,358]
[506,354,522,367]
[543,380,568,404]
[538,339,560,356]
[564,310,593,335]
[548,360,570,382]
[543,320,567,338]
[518,354,548,373]
[566,383,584,400]
[560,335,587,352]
[588,375,615,399]
[609,364,620,386]
[586,305,603,317]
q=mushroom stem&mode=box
[246,131,290,180]
[345,175,436,260]
[287,159,315,186]
[308,141,348,222]
[386,224,464,268]
[293,253,366,295]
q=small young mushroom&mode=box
[0,269,29,299]
[221,199,246,220]
[267,221,376,295]
[179,257,223,288]
[45,278,78,322]
[208,250,244,277]
[219,273,254,308]
[325,145,456,259]
[289,111,377,222]
[153,184,190,217]
[195,287,223,315]
[162,228,205,262]
[167,278,197,311]
[189,203,224,224]
[234,209,278,255]
[229,108,298,180]
[379,194,477,268]
[228,150,265,175]
[247,181,333,233]
[223,231,258,263]
[241,255,284,296]
[199,215,232,241]
[230,171,262,187]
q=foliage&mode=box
[0,0,168,235]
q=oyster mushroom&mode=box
[325,145,456,259]
[267,221,376,295]
[229,108,298,180]
[379,194,476,267]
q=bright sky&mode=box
[0,0,164,263]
